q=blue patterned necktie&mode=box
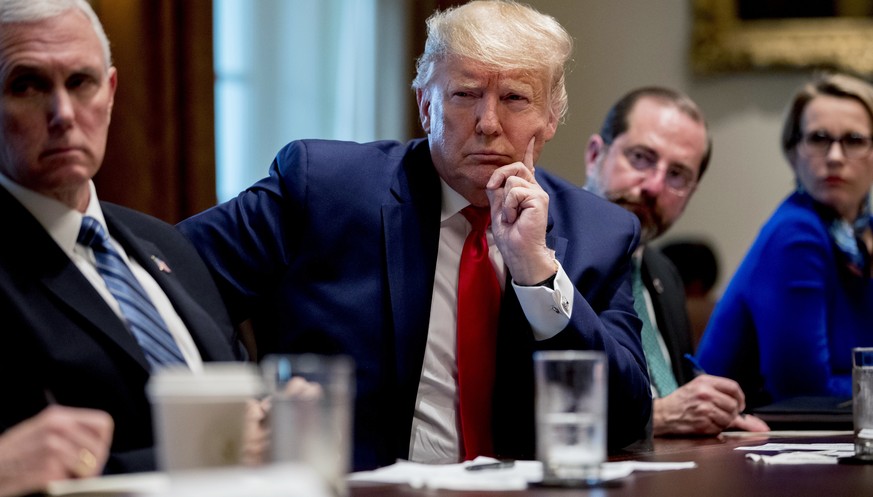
[632,260,678,397]
[77,216,186,369]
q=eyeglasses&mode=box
[800,131,873,160]
[622,147,696,197]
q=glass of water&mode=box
[534,350,607,485]
[853,347,873,460]
[261,354,355,496]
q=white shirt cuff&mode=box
[511,261,573,341]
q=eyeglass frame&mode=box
[620,146,698,197]
[798,130,873,160]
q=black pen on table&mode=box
[465,460,515,471]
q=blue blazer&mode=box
[0,187,246,473]
[697,191,873,404]
[178,138,652,470]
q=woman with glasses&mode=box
[697,73,873,406]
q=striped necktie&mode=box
[632,260,678,397]
[77,216,186,369]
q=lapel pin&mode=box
[151,255,172,273]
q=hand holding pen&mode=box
[683,353,707,377]
[681,353,770,433]
[0,405,113,497]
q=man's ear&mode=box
[106,66,118,118]
[542,109,558,143]
[416,88,431,134]
[585,134,605,176]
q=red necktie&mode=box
[457,206,500,459]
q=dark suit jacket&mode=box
[641,247,695,386]
[0,188,245,473]
[178,138,652,470]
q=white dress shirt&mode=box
[408,180,573,463]
[0,174,203,371]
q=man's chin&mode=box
[639,220,669,244]
[605,198,667,243]
[639,227,658,245]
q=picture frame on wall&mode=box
[692,0,873,76]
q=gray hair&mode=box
[0,0,111,68]
[411,0,572,122]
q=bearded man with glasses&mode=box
[585,87,770,437]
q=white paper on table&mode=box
[734,443,854,452]
[47,463,330,497]
[745,452,843,465]
[605,461,697,472]
[47,471,169,495]
[347,456,696,491]
[721,430,853,439]
[347,457,534,491]
[736,442,855,465]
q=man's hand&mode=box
[727,413,770,432]
[486,137,554,285]
[653,374,767,436]
[0,405,113,497]
[248,377,325,466]
[242,398,269,466]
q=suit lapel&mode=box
[102,207,235,362]
[642,249,693,384]
[42,257,152,370]
[0,189,152,371]
[383,144,441,388]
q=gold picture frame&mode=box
[692,0,873,75]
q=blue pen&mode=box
[685,353,749,418]
[683,353,706,376]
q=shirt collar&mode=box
[0,173,106,255]
[633,245,646,264]
[439,178,473,222]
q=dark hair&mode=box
[599,87,712,180]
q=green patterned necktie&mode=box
[632,261,678,397]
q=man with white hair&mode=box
[181,0,651,470]
[0,0,245,485]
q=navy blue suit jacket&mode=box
[0,187,246,473]
[178,138,652,470]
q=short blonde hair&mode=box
[781,72,873,160]
[411,0,572,122]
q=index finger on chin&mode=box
[524,136,535,171]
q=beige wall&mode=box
[526,0,810,295]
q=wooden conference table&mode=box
[349,433,873,497]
